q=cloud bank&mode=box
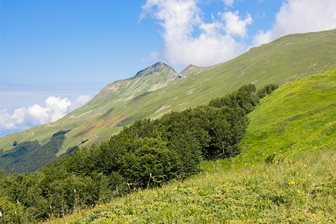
[0,95,91,136]
[254,0,336,45]
[142,0,252,68]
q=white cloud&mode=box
[70,95,92,110]
[142,0,252,68]
[253,30,272,46]
[223,11,252,37]
[0,95,91,135]
[254,0,336,45]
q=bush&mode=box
[120,138,178,187]
[258,84,278,98]
[0,196,30,223]
[210,84,259,113]
[204,106,247,158]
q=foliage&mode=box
[0,84,275,222]
[209,83,259,113]
[49,150,336,224]
[0,196,30,224]
[257,83,278,98]
[118,138,177,187]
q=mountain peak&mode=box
[134,62,176,78]
[92,62,179,101]
[180,64,202,77]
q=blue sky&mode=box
[1,0,336,136]
[0,1,162,101]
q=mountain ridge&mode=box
[91,62,179,101]
[180,64,204,77]
[134,62,177,78]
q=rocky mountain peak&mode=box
[180,64,202,77]
[134,62,177,78]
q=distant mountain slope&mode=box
[1,29,336,172]
[180,64,204,77]
[92,62,178,101]
[0,62,178,153]
[0,130,70,173]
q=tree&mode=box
[0,196,29,224]
[120,137,178,187]
[258,84,278,98]
[210,84,259,113]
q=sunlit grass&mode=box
[46,150,336,224]
[239,69,336,165]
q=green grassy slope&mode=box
[238,68,336,164]
[47,68,336,224]
[48,151,336,224]
[1,29,336,155]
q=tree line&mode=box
[0,84,277,223]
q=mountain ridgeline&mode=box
[92,62,179,101]
[1,29,336,173]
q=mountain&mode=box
[180,64,204,77]
[1,29,336,173]
[50,68,336,223]
[93,62,178,101]
[0,62,179,172]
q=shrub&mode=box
[210,84,259,113]
[120,138,178,187]
[257,84,278,98]
[0,196,30,223]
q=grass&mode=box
[46,150,336,224]
[46,69,336,223]
[1,29,336,154]
[238,68,336,165]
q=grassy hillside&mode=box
[238,68,336,164]
[1,29,336,163]
[47,69,336,223]
[48,151,336,224]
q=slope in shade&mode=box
[0,130,71,173]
